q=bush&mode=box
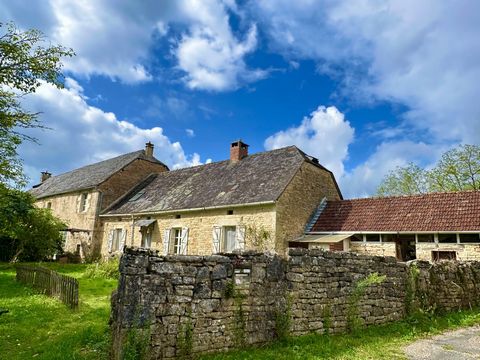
[83,258,120,280]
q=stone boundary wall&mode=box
[111,248,480,359]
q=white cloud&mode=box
[186,129,195,137]
[251,0,480,145]
[265,106,354,178]
[18,79,206,187]
[340,141,442,198]
[1,0,265,89]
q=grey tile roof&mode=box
[31,150,166,199]
[104,146,334,215]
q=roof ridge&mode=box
[342,189,480,202]
[42,149,145,179]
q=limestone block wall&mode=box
[416,243,480,261]
[35,190,100,253]
[350,242,397,258]
[411,260,480,312]
[100,204,276,257]
[287,249,405,335]
[275,162,342,254]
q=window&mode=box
[175,214,181,219]
[212,226,244,253]
[350,234,363,242]
[227,210,234,215]
[170,228,183,254]
[417,234,434,243]
[79,193,88,212]
[432,251,456,261]
[459,234,480,243]
[112,229,123,251]
[141,230,152,248]
[365,234,380,242]
[223,226,237,252]
[129,190,144,202]
[438,234,457,243]
[381,234,396,243]
[46,202,52,209]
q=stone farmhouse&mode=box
[99,141,341,256]
[30,142,168,257]
[31,140,480,262]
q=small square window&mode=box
[459,234,479,243]
[417,234,434,243]
[438,234,457,243]
[350,234,363,242]
[227,210,234,215]
[46,202,52,209]
[175,214,181,219]
[381,234,396,242]
[365,234,380,242]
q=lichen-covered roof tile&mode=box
[104,146,312,215]
[31,150,166,199]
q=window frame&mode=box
[459,233,480,244]
[79,193,88,213]
[170,228,183,255]
[222,226,237,253]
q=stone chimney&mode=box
[145,142,154,157]
[41,171,51,183]
[230,140,249,162]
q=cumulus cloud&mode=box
[18,79,206,187]
[265,106,354,178]
[251,0,480,145]
[340,141,442,198]
[1,0,264,89]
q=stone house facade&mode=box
[31,143,168,258]
[297,191,480,261]
[99,142,342,257]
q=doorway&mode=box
[396,235,416,261]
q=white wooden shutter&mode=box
[235,226,246,251]
[163,228,171,255]
[119,229,127,251]
[107,230,114,252]
[181,227,189,255]
[76,195,81,213]
[212,226,221,253]
[85,193,91,212]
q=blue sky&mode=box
[2,0,479,197]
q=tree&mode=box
[0,183,66,261]
[376,144,480,196]
[0,22,74,186]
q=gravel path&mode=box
[404,325,480,360]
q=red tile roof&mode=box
[310,191,480,232]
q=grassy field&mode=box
[0,263,117,360]
[200,309,480,360]
[1,262,479,360]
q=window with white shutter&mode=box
[107,230,114,252]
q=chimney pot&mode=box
[41,171,51,183]
[230,140,249,162]
[145,142,154,157]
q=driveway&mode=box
[404,325,480,360]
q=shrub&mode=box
[83,258,119,280]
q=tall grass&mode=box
[83,258,120,280]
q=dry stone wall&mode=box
[111,248,480,359]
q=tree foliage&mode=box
[0,22,74,186]
[376,144,480,196]
[0,183,66,261]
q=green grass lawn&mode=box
[0,262,117,360]
[200,309,480,360]
[1,262,479,360]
